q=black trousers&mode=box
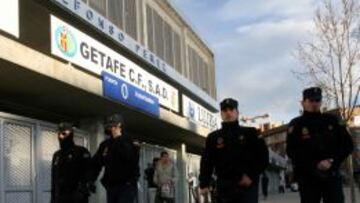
[298,176,344,203]
[216,179,259,203]
[106,181,138,203]
[51,193,88,203]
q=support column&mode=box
[176,143,189,203]
[79,118,106,203]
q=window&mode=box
[173,31,182,73]
[153,11,164,59]
[108,0,124,30]
[89,0,106,16]
[164,23,174,67]
[146,6,155,51]
[86,0,138,40]
[124,0,137,40]
[146,6,183,74]
[188,46,216,98]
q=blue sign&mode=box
[102,71,160,117]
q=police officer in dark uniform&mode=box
[51,122,92,203]
[199,98,269,203]
[91,114,140,203]
[286,87,354,203]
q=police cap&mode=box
[220,98,238,111]
[303,87,322,101]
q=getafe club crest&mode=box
[55,25,77,57]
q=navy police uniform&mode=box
[286,87,354,203]
[51,123,92,203]
[91,114,140,203]
[200,98,269,203]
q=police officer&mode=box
[91,114,140,203]
[51,122,92,203]
[199,98,269,203]
[286,87,354,203]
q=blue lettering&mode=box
[156,59,161,68]
[109,25,114,35]
[143,49,148,60]
[98,18,105,29]
[149,54,154,63]
[161,63,166,72]
[86,10,93,21]
[135,44,141,54]
[118,32,125,42]
[74,0,81,10]
[61,0,69,5]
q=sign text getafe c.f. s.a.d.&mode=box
[50,15,179,112]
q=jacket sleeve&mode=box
[50,153,57,203]
[116,136,138,162]
[244,129,269,180]
[286,119,317,173]
[90,143,105,183]
[332,117,354,169]
[133,143,141,179]
[153,165,159,186]
[199,134,215,189]
[80,148,92,184]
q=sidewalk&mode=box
[260,188,360,203]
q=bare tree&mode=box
[295,0,360,121]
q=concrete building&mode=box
[0,0,218,202]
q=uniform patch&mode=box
[216,137,225,149]
[301,127,311,140]
[302,127,309,135]
[217,137,224,144]
[238,135,246,144]
[54,156,59,166]
[328,125,333,131]
[83,152,90,158]
[288,126,294,134]
[339,120,346,126]
[102,147,109,157]
[68,154,73,160]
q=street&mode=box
[260,188,360,203]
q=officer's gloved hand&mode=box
[78,182,95,197]
[88,182,96,194]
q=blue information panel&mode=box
[102,71,160,117]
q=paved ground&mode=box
[259,188,360,203]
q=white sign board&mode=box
[354,116,360,126]
[51,16,179,112]
[182,95,218,130]
[0,0,19,37]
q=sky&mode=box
[171,0,320,123]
